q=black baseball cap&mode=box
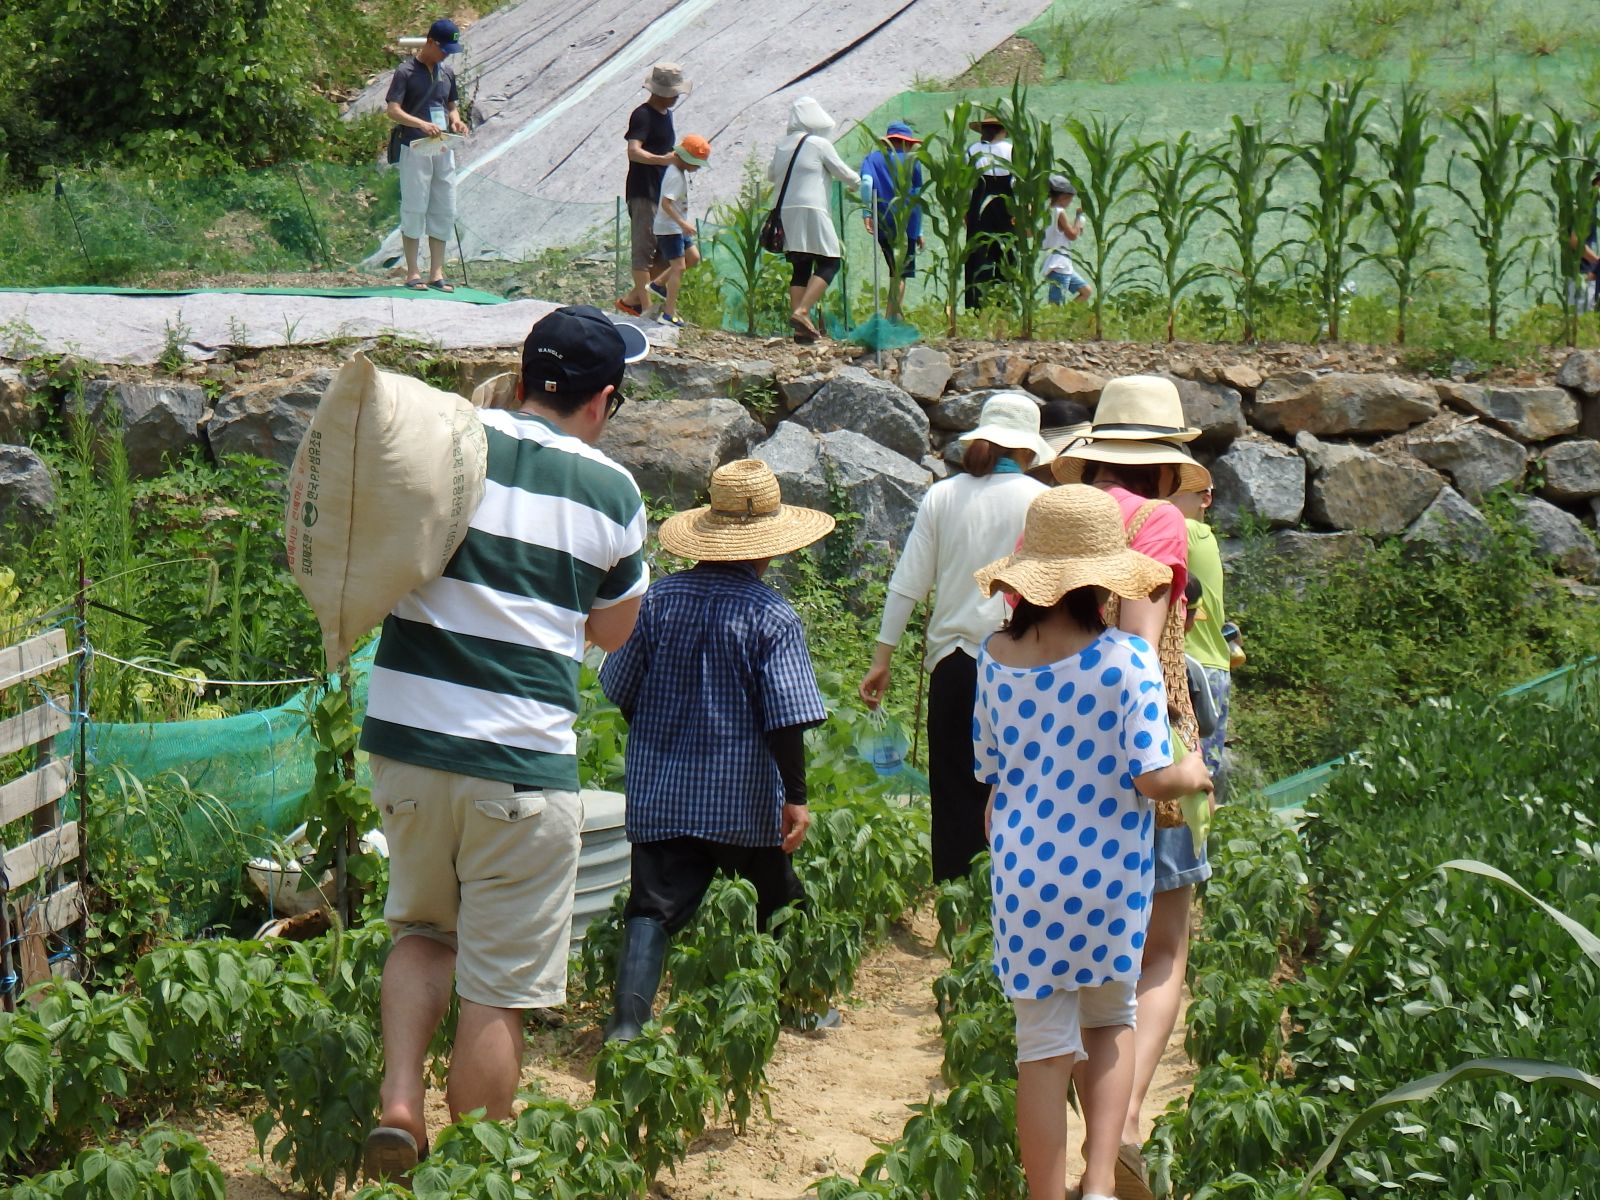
[521,305,649,397]
[428,18,463,53]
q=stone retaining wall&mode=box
[4,347,1599,582]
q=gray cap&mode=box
[1049,174,1076,195]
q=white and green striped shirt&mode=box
[361,409,648,789]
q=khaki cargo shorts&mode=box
[371,754,583,1010]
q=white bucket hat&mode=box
[958,392,1056,466]
[643,62,692,97]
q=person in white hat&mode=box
[768,97,861,342]
[1049,374,1211,1200]
[860,392,1055,883]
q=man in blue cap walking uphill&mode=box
[386,18,471,291]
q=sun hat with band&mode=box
[643,62,692,97]
[958,392,1056,466]
[1050,374,1211,494]
[659,460,835,562]
[974,485,1171,608]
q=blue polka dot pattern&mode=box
[973,633,1160,1000]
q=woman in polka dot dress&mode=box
[972,485,1213,1200]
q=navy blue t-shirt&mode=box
[387,57,459,146]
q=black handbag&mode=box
[760,135,809,254]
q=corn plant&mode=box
[1288,78,1381,342]
[708,156,776,337]
[1534,107,1600,346]
[1356,86,1444,345]
[1445,87,1541,341]
[1128,130,1224,342]
[917,99,980,336]
[1057,113,1152,339]
[992,82,1057,340]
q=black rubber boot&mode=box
[603,917,669,1043]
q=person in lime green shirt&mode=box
[1174,486,1230,800]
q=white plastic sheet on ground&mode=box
[0,292,672,365]
[351,0,1053,263]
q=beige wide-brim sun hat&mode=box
[1050,374,1211,493]
[958,392,1056,466]
[659,459,835,561]
[974,485,1172,607]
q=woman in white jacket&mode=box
[768,96,859,342]
[858,394,1056,883]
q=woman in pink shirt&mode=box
[1047,376,1212,1200]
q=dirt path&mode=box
[194,911,1194,1198]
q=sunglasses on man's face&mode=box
[604,387,626,420]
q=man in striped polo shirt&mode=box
[361,306,649,1183]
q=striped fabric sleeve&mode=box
[593,505,649,608]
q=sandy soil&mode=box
[189,908,1194,1199]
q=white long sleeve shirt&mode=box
[876,471,1047,670]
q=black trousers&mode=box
[964,177,1015,309]
[624,837,806,935]
[928,649,990,884]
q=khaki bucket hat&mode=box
[644,62,692,97]
[659,460,835,561]
[974,485,1172,608]
[1050,374,1211,493]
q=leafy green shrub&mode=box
[591,1028,718,1185]
[8,1128,225,1200]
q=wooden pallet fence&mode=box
[0,628,83,1010]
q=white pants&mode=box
[399,144,457,243]
[1013,980,1138,1064]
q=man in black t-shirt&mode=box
[617,62,691,316]
[386,18,470,292]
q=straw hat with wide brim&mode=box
[974,485,1172,607]
[659,459,835,561]
[958,392,1055,466]
[1050,374,1211,493]
[968,113,1008,132]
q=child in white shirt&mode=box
[651,135,710,327]
[1043,175,1092,305]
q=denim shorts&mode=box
[657,232,694,261]
[1153,821,1211,893]
[1046,268,1089,302]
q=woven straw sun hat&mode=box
[1050,374,1211,493]
[659,460,835,561]
[974,485,1172,607]
[958,392,1056,465]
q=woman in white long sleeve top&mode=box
[768,96,859,342]
[858,394,1055,883]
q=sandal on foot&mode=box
[790,313,822,341]
[426,279,455,293]
[363,1126,420,1184]
[1114,1142,1154,1200]
[403,278,428,292]
[615,297,643,316]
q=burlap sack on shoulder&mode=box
[285,352,488,669]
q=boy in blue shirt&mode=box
[598,460,835,1041]
[860,122,924,318]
